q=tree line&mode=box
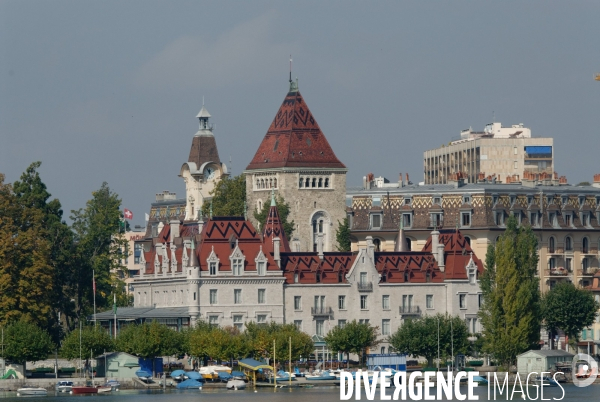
[0,162,131,344]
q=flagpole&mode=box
[93,270,97,327]
[113,293,117,339]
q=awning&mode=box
[238,358,272,371]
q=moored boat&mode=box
[56,381,73,393]
[176,379,203,390]
[226,379,246,390]
[135,369,152,382]
[95,385,112,393]
[532,376,558,387]
[171,369,186,382]
[71,386,98,395]
[16,388,47,397]
[305,370,336,381]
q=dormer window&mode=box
[433,197,441,205]
[509,194,516,205]
[255,246,267,276]
[561,196,568,206]
[463,195,471,204]
[209,262,217,276]
[564,212,573,227]
[371,214,382,229]
[404,271,409,282]
[206,245,220,276]
[527,196,533,206]
[294,272,299,283]
[232,258,243,276]
[404,197,412,206]
[548,212,558,228]
[492,194,499,205]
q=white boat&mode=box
[95,385,112,393]
[532,376,558,387]
[56,381,73,393]
[226,379,247,390]
[17,387,48,396]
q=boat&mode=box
[199,365,232,381]
[305,370,336,381]
[226,379,246,390]
[184,371,203,381]
[104,380,120,391]
[95,385,112,393]
[230,371,248,381]
[217,371,232,382]
[171,369,186,381]
[136,369,153,382]
[472,375,488,385]
[71,386,98,395]
[176,379,203,390]
[56,381,74,393]
[294,367,306,377]
[532,376,558,387]
[16,387,47,396]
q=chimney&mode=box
[559,176,568,185]
[366,236,375,261]
[170,219,180,241]
[406,173,410,185]
[399,173,403,187]
[431,230,439,261]
[593,174,600,188]
[274,237,281,268]
[317,233,324,259]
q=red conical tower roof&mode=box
[246,85,346,170]
[262,191,291,253]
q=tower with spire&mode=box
[179,101,229,220]
[245,72,347,252]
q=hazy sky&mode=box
[2,1,599,226]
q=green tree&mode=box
[200,174,246,218]
[244,322,313,365]
[542,282,600,349]
[575,181,591,187]
[335,217,351,252]
[388,314,469,368]
[70,182,127,316]
[478,215,541,367]
[2,320,54,372]
[12,162,77,340]
[325,320,378,367]
[253,195,295,239]
[61,325,114,360]
[0,172,55,331]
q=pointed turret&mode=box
[246,84,346,170]
[188,102,221,167]
[262,189,291,253]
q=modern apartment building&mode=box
[424,122,555,185]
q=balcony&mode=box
[399,306,422,315]
[547,267,569,276]
[311,307,333,318]
[578,268,599,277]
[357,282,373,292]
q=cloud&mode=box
[135,10,297,90]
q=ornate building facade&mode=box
[244,80,347,252]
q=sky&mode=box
[2,1,599,227]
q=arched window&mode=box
[565,236,572,251]
[318,220,324,233]
[338,270,344,283]
[305,178,310,187]
[256,178,260,188]
[373,238,381,252]
[381,272,387,283]
[273,178,277,188]
[260,179,264,189]
[324,178,329,188]
[299,177,303,188]
[257,200,263,211]
[582,237,589,254]
[312,178,317,187]
[548,237,555,253]
[404,271,409,283]
[318,178,323,188]
[316,271,321,283]
[426,271,432,283]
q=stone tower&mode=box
[179,103,229,220]
[245,80,347,252]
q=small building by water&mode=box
[95,352,141,378]
[517,349,574,376]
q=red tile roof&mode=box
[246,90,346,170]
[262,203,291,255]
[188,135,221,167]
[421,229,485,280]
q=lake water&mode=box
[0,384,594,401]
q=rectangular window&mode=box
[360,295,368,310]
[208,315,219,327]
[478,294,483,309]
[566,258,572,272]
[209,289,217,305]
[459,294,466,309]
[430,213,443,228]
[232,259,243,276]
[294,320,302,331]
[257,314,267,324]
[495,212,504,226]
[338,295,346,310]
[294,273,299,283]
[338,319,347,328]
[371,214,381,229]
[233,315,243,331]
[234,289,242,304]
[461,212,471,227]
[402,213,412,228]
[382,319,390,336]
[359,319,370,324]
[258,289,265,304]
[530,212,539,227]
[360,272,367,285]
[382,295,390,310]
[209,261,217,276]
[134,243,142,264]
[294,296,302,310]
[257,261,266,276]
[514,161,518,169]
[472,318,477,333]
[565,213,572,227]
[426,295,434,309]
[316,320,324,336]
[402,295,413,309]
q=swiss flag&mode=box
[124,209,133,220]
